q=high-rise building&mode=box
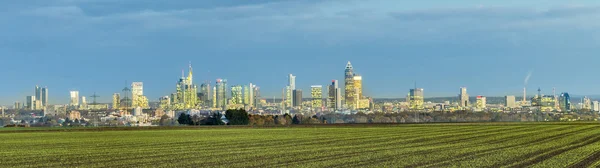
[593,101,600,112]
[583,96,592,110]
[26,96,35,110]
[79,96,87,109]
[311,85,323,109]
[169,64,199,110]
[559,93,571,112]
[70,91,79,107]
[132,82,143,97]
[409,88,424,110]
[243,83,256,108]
[200,82,211,105]
[35,85,41,101]
[353,75,362,99]
[505,95,516,108]
[344,61,355,109]
[459,87,469,107]
[34,100,42,110]
[35,86,48,107]
[41,87,48,107]
[212,86,217,108]
[231,85,243,105]
[216,79,228,110]
[327,80,342,110]
[14,101,22,110]
[293,89,303,107]
[286,74,296,108]
[131,82,149,108]
[476,96,487,109]
[253,86,261,108]
[112,93,120,109]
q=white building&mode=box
[70,91,79,106]
[593,101,600,112]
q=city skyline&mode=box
[3,0,600,105]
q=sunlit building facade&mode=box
[231,85,243,105]
[344,62,355,109]
[311,85,323,109]
[409,88,424,110]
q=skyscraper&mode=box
[344,61,355,109]
[131,82,149,108]
[112,93,120,109]
[287,74,296,108]
[293,89,302,107]
[35,85,41,102]
[459,87,469,107]
[476,96,487,109]
[41,87,48,107]
[327,80,342,110]
[253,86,261,108]
[200,82,211,105]
[231,85,243,105]
[70,91,79,107]
[170,64,199,110]
[505,95,516,108]
[311,85,323,109]
[409,88,424,110]
[216,79,227,110]
[559,93,571,112]
[26,96,35,110]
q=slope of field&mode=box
[2,123,600,167]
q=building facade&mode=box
[459,87,469,107]
[293,89,302,107]
[311,85,323,109]
[505,95,516,108]
[70,91,79,107]
[344,62,355,109]
[409,88,424,110]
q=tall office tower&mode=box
[344,62,355,109]
[231,85,243,105]
[112,93,121,109]
[285,86,291,108]
[26,96,35,110]
[14,102,22,110]
[409,88,424,110]
[505,95,516,108]
[200,82,211,105]
[243,85,250,105]
[35,85,41,101]
[559,93,571,112]
[583,96,592,110]
[593,101,600,112]
[41,87,48,107]
[311,85,323,109]
[353,75,363,99]
[81,96,88,109]
[459,87,469,107]
[171,64,199,109]
[212,86,217,108]
[476,96,487,109]
[327,80,339,110]
[131,82,146,108]
[293,89,303,107]
[70,91,80,106]
[244,83,255,107]
[287,74,296,108]
[216,79,228,110]
[253,86,261,108]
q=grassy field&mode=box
[2,123,600,167]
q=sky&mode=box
[2,0,600,105]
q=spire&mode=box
[345,61,353,69]
[188,61,193,82]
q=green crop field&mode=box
[2,123,600,167]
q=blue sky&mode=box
[2,0,600,105]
